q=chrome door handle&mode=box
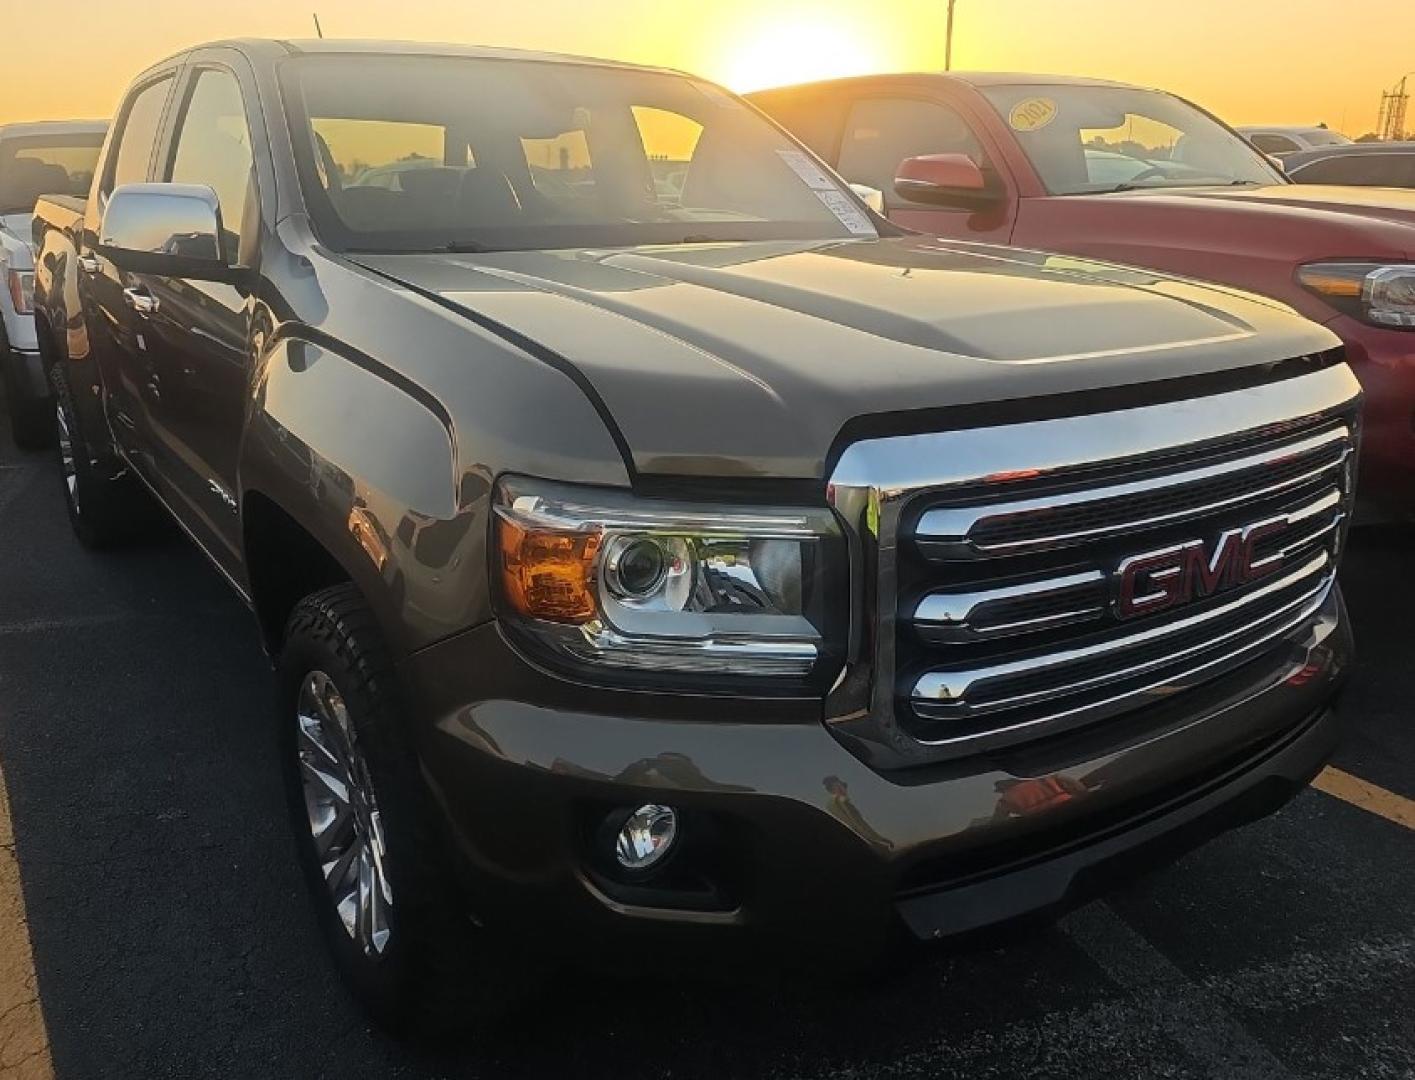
[123,287,158,315]
[78,253,100,274]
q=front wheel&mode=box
[277,584,520,1034]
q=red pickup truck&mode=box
[750,74,1415,510]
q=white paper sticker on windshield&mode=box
[814,189,879,237]
[776,149,839,191]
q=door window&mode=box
[106,78,173,196]
[837,98,986,207]
[166,69,256,264]
[1249,133,1301,155]
[1290,153,1415,187]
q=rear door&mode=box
[140,53,266,576]
[87,72,178,474]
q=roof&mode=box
[1233,125,1341,137]
[1235,125,1334,135]
[946,71,1139,89]
[0,120,108,139]
[747,71,1149,97]
[1283,141,1415,166]
[177,37,683,78]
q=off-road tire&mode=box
[49,362,155,548]
[277,584,520,1035]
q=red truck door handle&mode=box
[123,287,159,315]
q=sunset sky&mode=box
[2,0,1413,136]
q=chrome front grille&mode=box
[825,362,1362,766]
[913,423,1351,559]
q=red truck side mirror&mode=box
[894,154,1001,211]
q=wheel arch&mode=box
[240,332,476,658]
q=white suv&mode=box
[1,120,106,448]
[1237,125,1353,157]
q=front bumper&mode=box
[1337,317,1415,512]
[400,587,1350,957]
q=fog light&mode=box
[614,804,678,871]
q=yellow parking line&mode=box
[0,760,53,1080]
[1313,766,1415,831]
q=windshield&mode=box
[0,134,104,214]
[282,55,878,253]
[977,85,1284,195]
[1303,129,1353,148]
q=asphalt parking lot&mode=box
[0,412,1412,1080]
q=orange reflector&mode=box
[984,468,1042,484]
[497,516,601,623]
[1297,270,1362,298]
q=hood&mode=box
[1179,183,1415,223]
[1101,184,1415,261]
[353,236,1339,479]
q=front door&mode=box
[141,62,260,577]
[86,73,176,476]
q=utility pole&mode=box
[945,0,958,71]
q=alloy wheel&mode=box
[296,670,394,957]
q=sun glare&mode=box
[717,17,886,94]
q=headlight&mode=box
[493,477,844,685]
[6,269,34,315]
[1297,262,1415,329]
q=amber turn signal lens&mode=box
[497,516,602,623]
[1296,268,1362,298]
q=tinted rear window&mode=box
[0,134,105,213]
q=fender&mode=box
[240,333,490,656]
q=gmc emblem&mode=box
[1114,515,1288,620]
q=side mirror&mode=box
[894,154,1001,210]
[98,183,233,279]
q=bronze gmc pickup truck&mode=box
[32,39,1360,1029]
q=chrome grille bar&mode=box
[915,423,1351,559]
[912,577,1336,748]
[912,549,1331,715]
[913,571,1106,643]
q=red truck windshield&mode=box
[977,84,1284,195]
[281,55,880,253]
